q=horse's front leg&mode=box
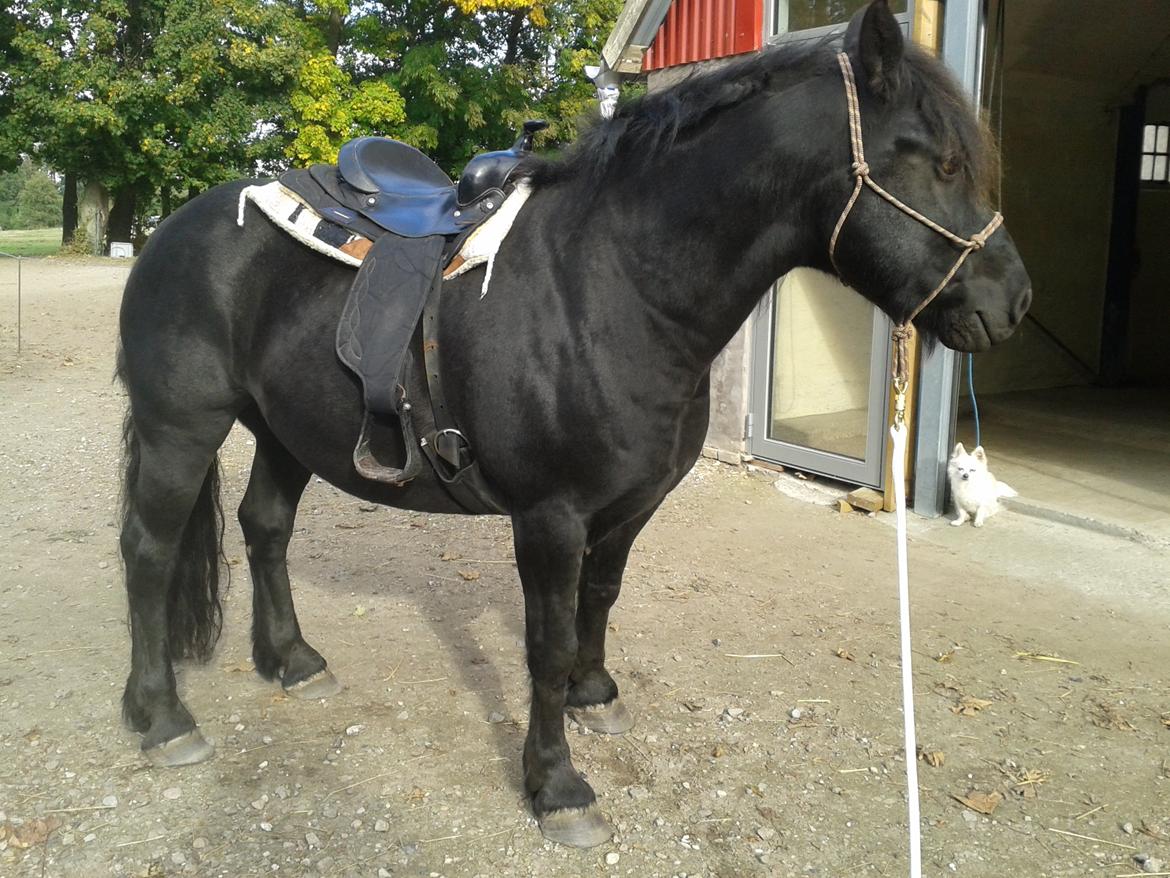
[565,511,656,735]
[512,504,612,848]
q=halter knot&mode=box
[851,161,869,178]
[891,324,914,344]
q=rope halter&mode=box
[827,52,1004,398]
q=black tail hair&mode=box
[119,355,228,663]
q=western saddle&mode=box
[275,120,547,512]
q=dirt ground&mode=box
[1,260,1168,878]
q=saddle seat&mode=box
[335,138,462,238]
[338,137,453,196]
[330,120,550,239]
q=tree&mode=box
[15,170,63,229]
[0,6,20,174]
[8,0,307,245]
[0,167,27,230]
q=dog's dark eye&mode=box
[940,154,963,178]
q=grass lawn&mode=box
[0,228,62,257]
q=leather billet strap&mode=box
[828,52,1003,390]
[419,263,509,515]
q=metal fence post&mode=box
[1,249,22,353]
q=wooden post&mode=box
[883,325,919,512]
[912,0,942,54]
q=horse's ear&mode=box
[844,0,905,99]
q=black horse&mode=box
[116,1,1030,847]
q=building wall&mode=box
[967,71,1119,393]
[1129,83,1170,385]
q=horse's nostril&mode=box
[1012,286,1033,323]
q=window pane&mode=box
[776,0,908,35]
[768,270,874,461]
[1143,124,1156,153]
[1158,125,1169,154]
[1141,154,1153,181]
[1155,155,1167,182]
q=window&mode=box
[770,0,909,38]
[1141,124,1169,184]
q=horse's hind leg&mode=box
[564,511,655,736]
[121,418,234,766]
[237,419,341,698]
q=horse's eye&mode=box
[940,154,963,178]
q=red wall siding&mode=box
[642,0,763,71]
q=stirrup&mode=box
[352,408,422,486]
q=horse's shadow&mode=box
[316,507,529,795]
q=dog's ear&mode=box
[972,446,986,461]
[952,442,966,457]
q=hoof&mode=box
[567,699,635,735]
[144,729,215,767]
[284,668,343,700]
[538,804,612,848]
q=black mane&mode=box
[520,37,997,200]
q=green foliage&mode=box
[0,162,62,231]
[290,0,624,176]
[8,0,307,198]
[59,225,94,257]
[0,169,25,230]
[15,172,64,229]
[286,52,408,164]
[0,7,19,174]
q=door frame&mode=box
[748,285,893,488]
[911,0,985,516]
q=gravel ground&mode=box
[1,260,1168,878]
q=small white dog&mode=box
[947,443,1016,527]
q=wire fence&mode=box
[0,249,22,353]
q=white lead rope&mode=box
[890,419,922,878]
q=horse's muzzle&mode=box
[931,271,1031,353]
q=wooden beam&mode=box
[912,0,942,55]
[882,325,920,512]
[602,0,655,70]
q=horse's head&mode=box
[819,0,1031,352]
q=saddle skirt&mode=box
[236,179,531,297]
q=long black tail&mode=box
[120,373,227,663]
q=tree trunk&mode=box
[160,184,172,220]
[108,186,137,246]
[504,9,525,65]
[327,9,342,55]
[78,181,109,255]
[61,171,78,245]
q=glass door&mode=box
[749,269,892,487]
